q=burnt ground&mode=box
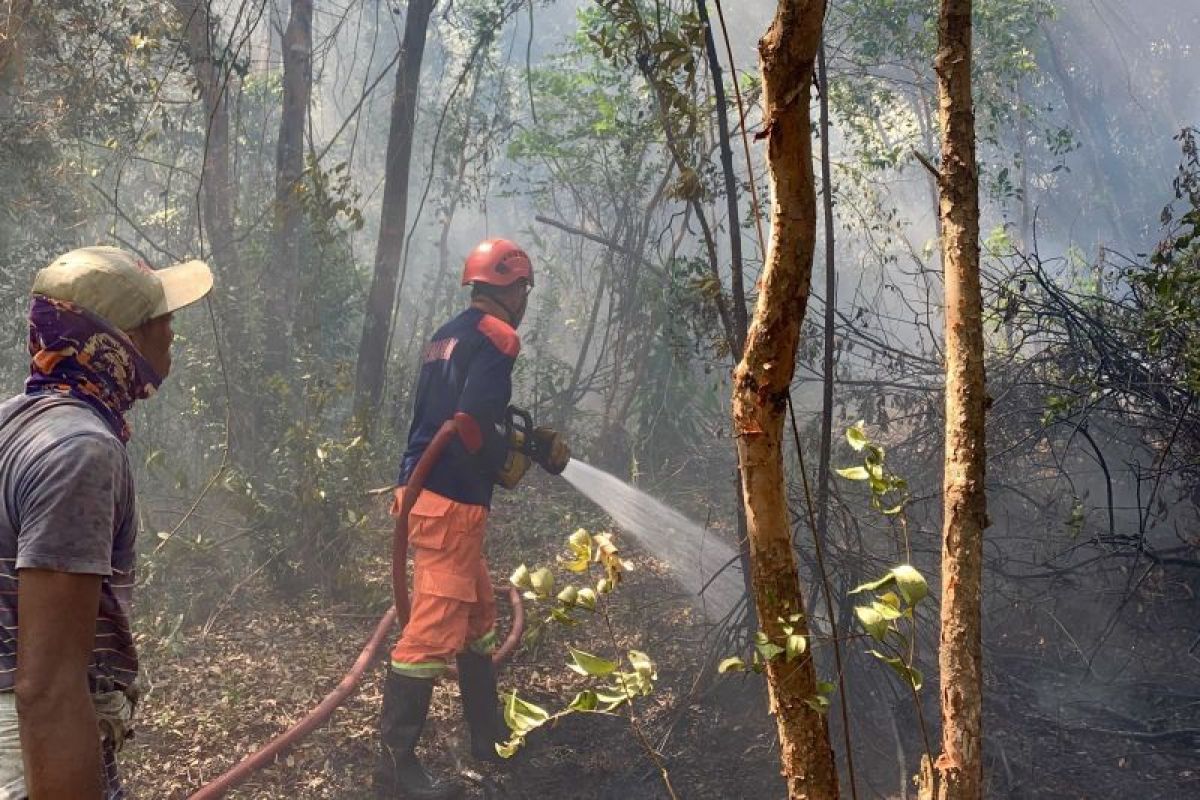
[123,474,1200,799]
[124,476,785,799]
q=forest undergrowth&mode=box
[124,475,785,800]
[123,470,1200,799]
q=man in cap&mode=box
[0,246,213,799]
[376,239,570,799]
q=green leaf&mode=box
[855,605,889,641]
[563,551,591,573]
[568,528,592,549]
[892,565,928,605]
[509,564,532,589]
[529,567,555,597]
[548,607,578,625]
[850,570,896,595]
[756,641,785,662]
[836,466,871,481]
[816,680,836,695]
[563,528,593,572]
[871,600,903,621]
[575,587,597,610]
[785,634,807,661]
[804,694,831,713]
[595,687,630,709]
[718,656,746,674]
[867,650,923,690]
[628,650,655,680]
[846,422,868,451]
[504,692,550,735]
[614,669,653,698]
[556,586,579,606]
[569,690,599,711]
[568,647,618,677]
[496,739,521,759]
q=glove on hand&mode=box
[531,427,571,475]
[496,430,532,489]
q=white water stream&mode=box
[560,460,743,623]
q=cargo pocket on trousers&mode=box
[413,568,478,603]
[406,491,456,550]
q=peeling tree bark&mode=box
[924,1,987,798]
[731,2,838,797]
[354,0,436,424]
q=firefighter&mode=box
[376,238,570,800]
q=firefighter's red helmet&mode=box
[461,238,534,288]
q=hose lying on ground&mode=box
[187,585,524,799]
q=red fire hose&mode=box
[187,606,398,800]
[391,419,461,625]
[188,419,524,798]
[187,589,523,799]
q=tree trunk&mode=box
[0,0,33,112]
[814,39,837,600]
[353,0,437,424]
[816,36,861,800]
[924,1,987,798]
[173,0,253,459]
[731,2,838,798]
[265,0,312,369]
[173,0,238,272]
[697,0,747,352]
[697,0,755,631]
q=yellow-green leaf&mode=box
[529,567,555,597]
[718,656,746,674]
[568,647,617,677]
[855,605,889,641]
[509,564,532,589]
[846,422,868,451]
[836,466,870,481]
[892,565,928,605]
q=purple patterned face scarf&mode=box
[25,295,162,443]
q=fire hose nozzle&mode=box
[505,406,571,475]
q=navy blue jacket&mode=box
[397,307,519,508]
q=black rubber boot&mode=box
[375,671,463,800]
[456,651,511,763]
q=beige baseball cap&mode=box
[32,246,214,331]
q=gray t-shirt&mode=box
[0,394,138,693]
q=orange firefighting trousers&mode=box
[389,489,497,677]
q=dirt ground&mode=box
[123,476,1200,799]
[124,479,786,799]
